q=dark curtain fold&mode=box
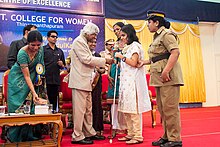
[105,0,220,22]
[105,0,163,20]
[196,1,220,22]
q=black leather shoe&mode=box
[160,141,182,147]
[87,135,106,140]
[152,138,168,146]
[71,139,94,144]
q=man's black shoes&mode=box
[72,135,105,144]
[86,135,106,140]
[160,141,182,147]
[152,138,168,146]
[71,139,93,144]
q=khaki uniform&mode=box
[148,26,184,141]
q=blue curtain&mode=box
[105,0,220,22]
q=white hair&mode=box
[80,22,100,35]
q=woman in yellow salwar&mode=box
[7,30,47,142]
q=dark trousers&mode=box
[92,81,104,132]
[46,84,59,111]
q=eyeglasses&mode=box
[50,36,58,38]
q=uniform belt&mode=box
[151,52,170,63]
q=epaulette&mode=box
[164,29,179,43]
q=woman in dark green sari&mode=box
[107,22,127,139]
[7,30,46,142]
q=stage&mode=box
[60,106,220,147]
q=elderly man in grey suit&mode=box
[69,22,113,145]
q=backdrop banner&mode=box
[0,0,104,16]
[0,9,105,71]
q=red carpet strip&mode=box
[0,106,220,146]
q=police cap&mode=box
[105,39,115,45]
[146,10,165,20]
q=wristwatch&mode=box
[122,56,126,62]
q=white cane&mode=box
[109,59,119,144]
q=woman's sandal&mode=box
[118,136,131,141]
[107,130,116,139]
[126,139,143,144]
[116,130,127,134]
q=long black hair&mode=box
[27,30,43,43]
[113,22,124,28]
[121,24,139,45]
[149,16,170,29]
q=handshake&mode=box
[105,58,114,65]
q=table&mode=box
[0,113,63,147]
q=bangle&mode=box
[122,56,126,62]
